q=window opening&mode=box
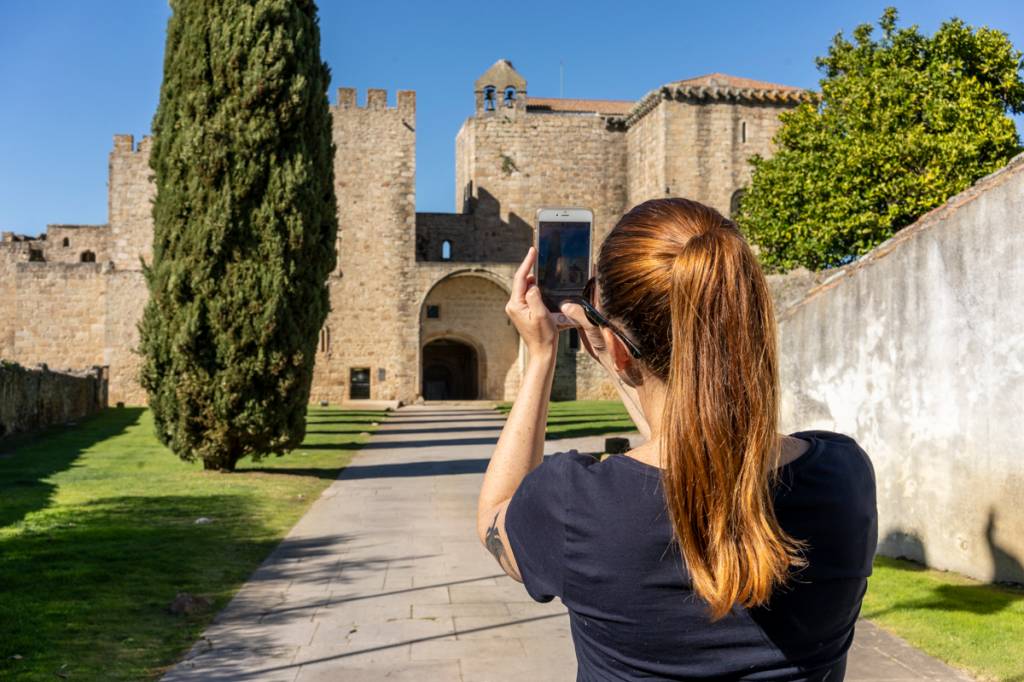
[426,305,441,319]
[441,240,452,261]
[80,250,96,263]
[504,86,517,108]
[483,85,497,111]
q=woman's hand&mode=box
[558,300,614,371]
[505,247,570,361]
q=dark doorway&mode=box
[422,339,478,400]
[349,367,370,399]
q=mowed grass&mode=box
[863,557,1024,681]
[497,399,637,439]
[0,406,385,681]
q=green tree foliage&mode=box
[139,0,337,471]
[737,8,1024,272]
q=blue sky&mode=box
[1,1,1021,235]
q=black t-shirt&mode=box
[504,430,878,681]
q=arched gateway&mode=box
[420,271,519,401]
[422,339,478,400]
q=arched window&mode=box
[729,189,747,219]
[483,85,497,111]
[503,86,517,108]
[441,240,452,261]
[62,237,70,247]
[80,250,96,263]
[740,121,747,144]
[319,326,331,353]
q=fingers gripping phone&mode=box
[535,208,594,313]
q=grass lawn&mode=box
[863,556,1024,681]
[497,399,637,439]
[0,406,385,681]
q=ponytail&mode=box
[599,198,806,621]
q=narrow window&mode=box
[569,329,580,352]
[426,305,441,319]
[441,240,452,261]
[319,327,331,353]
[483,85,497,111]
[62,237,70,247]
[80,250,96,263]
[741,121,747,144]
[504,86,517,108]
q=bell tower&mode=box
[474,59,527,114]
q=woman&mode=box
[477,198,877,681]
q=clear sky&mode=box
[1,1,1021,235]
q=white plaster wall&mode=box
[777,155,1024,583]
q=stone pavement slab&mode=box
[162,406,973,681]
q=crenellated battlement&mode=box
[334,87,415,114]
[111,134,152,154]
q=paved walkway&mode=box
[164,406,973,681]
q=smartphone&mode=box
[535,208,594,313]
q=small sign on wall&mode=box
[377,368,386,382]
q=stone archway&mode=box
[422,339,479,400]
[420,271,519,400]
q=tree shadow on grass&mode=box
[0,407,144,528]
[865,518,1024,620]
[0,493,394,680]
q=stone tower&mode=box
[310,89,418,403]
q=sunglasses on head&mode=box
[576,277,644,360]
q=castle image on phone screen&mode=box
[538,221,590,304]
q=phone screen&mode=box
[537,220,591,312]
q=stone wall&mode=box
[625,102,665,206]
[36,225,111,264]
[662,98,787,217]
[455,107,628,264]
[104,270,148,405]
[416,213,475,261]
[0,361,108,440]
[0,239,31,358]
[12,263,108,371]
[777,153,1024,584]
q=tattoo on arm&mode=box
[485,511,516,576]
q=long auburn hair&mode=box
[598,197,807,620]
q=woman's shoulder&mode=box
[788,429,875,478]
[780,429,878,529]
[539,449,607,473]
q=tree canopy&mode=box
[737,7,1024,272]
[139,0,338,471]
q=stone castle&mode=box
[0,60,810,405]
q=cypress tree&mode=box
[139,0,338,471]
